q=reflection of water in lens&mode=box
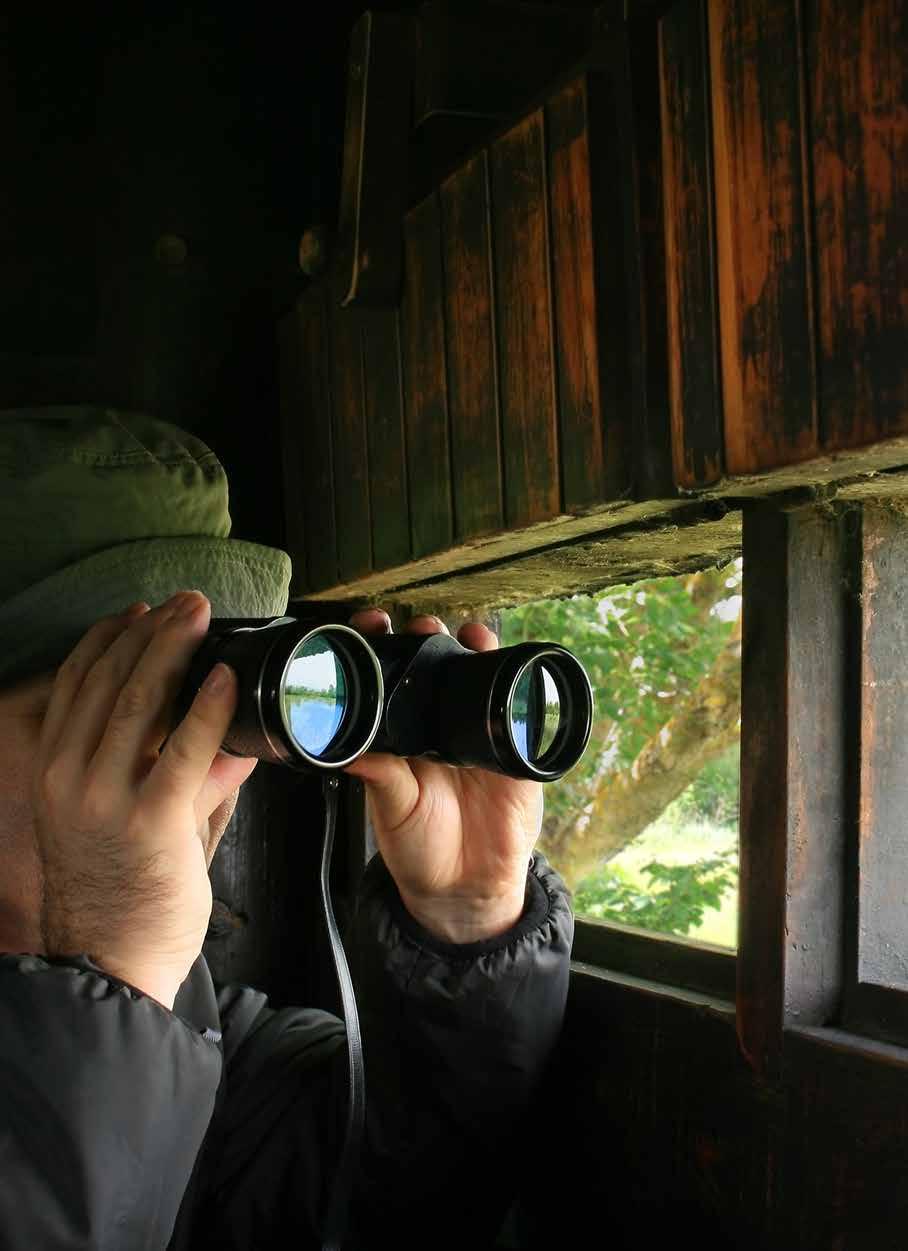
[511,662,561,764]
[282,635,347,755]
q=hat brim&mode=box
[0,536,292,687]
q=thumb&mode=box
[344,752,420,833]
[195,752,258,825]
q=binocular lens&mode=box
[509,658,567,767]
[270,624,382,767]
[182,617,591,779]
[281,632,349,756]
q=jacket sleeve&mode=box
[345,850,573,1249]
[0,953,222,1251]
[193,851,573,1251]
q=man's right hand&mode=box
[31,592,258,1009]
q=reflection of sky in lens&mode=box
[511,664,561,764]
[283,637,347,755]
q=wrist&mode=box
[92,959,183,1011]
[398,886,528,945]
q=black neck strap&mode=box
[319,775,366,1251]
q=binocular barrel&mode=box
[176,616,594,782]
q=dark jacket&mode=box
[0,852,572,1250]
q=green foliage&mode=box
[499,561,743,938]
[666,744,740,829]
[499,561,743,847]
[573,849,738,937]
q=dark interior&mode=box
[5,2,908,1247]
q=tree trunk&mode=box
[544,611,742,890]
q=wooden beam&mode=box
[842,503,908,1044]
[738,502,847,1077]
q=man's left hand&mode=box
[345,610,543,944]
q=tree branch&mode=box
[543,610,742,891]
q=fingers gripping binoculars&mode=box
[176,616,594,782]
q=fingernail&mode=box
[202,662,231,695]
[121,600,149,616]
[351,609,392,633]
[175,591,207,618]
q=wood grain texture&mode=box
[853,504,908,992]
[328,297,371,581]
[286,287,337,593]
[546,76,611,510]
[738,503,846,1078]
[710,0,818,473]
[612,14,675,500]
[277,306,308,593]
[659,0,724,488]
[808,0,908,451]
[489,109,561,528]
[336,12,411,308]
[779,1029,908,1250]
[361,308,410,570]
[400,191,453,558]
[440,151,503,541]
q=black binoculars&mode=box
[176,616,594,781]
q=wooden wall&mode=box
[517,498,908,1251]
[5,5,908,1249]
[280,0,908,602]
[281,67,633,597]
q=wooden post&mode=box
[841,503,908,1042]
[737,501,847,1076]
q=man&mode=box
[0,410,573,1250]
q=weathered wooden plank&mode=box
[327,298,371,582]
[546,76,611,510]
[571,918,736,1000]
[413,2,591,127]
[710,0,818,473]
[659,0,724,488]
[612,13,675,499]
[439,150,503,541]
[277,306,308,592]
[808,0,908,451]
[738,503,846,1077]
[852,504,908,993]
[780,1028,908,1248]
[336,11,411,308]
[400,192,453,558]
[205,767,322,1005]
[585,68,634,506]
[489,109,561,528]
[361,308,410,570]
[293,287,338,593]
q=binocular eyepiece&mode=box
[176,616,594,782]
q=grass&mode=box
[588,814,739,949]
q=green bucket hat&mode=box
[0,407,292,687]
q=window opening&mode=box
[499,559,742,949]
